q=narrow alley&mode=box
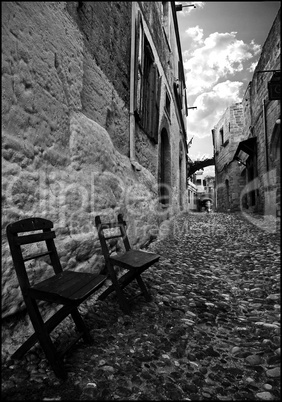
[2,211,280,401]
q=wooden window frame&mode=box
[134,12,161,144]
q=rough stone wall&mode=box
[213,9,280,218]
[241,83,252,138]
[65,1,131,157]
[216,164,246,212]
[214,104,244,167]
[2,1,185,320]
[135,2,188,212]
[246,8,280,215]
[213,104,245,211]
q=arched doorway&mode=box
[159,128,171,206]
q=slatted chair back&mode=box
[6,218,62,296]
[6,217,107,379]
[95,213,130,259]
[95,214,160,314]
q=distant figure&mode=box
[205,200,212,213]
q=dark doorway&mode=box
[159,128,171,206]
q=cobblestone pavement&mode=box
[1,212,280,401]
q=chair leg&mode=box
[135,274,152,302]
[100,263,131,314]
[111,269,151,301]
[70,308,92,343]
[98,266,152,311]
[98,269,134,300]
[23,298,68,379]
[12,304,77,360]
[98,283,115,300]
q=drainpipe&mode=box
[129,2,142,171]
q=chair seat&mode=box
[6,216,109,379]
[30,271,107,303]
[95,214,160,313]
[110,249,160,270]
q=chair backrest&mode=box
[6,217,63,294]
[95,214,131,259]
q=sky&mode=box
[176,1,281,176]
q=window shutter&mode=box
[134,27,160,144]
[142,54,149,130]
[141,36,154,134]
[133,12,139,113]
[134,11,143,120]
[148,64,156,138]
[149,64,161,144]
[154,70,162,144]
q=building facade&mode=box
[194,170,215,211]
[2,2,188,319]
[213,8,280,216]
[212,104,246,211]
[187,176,197,211]
[234,8,280,218]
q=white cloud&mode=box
[187,80,243,139]
[188,134,215,161]
[203,166,215,176]
[212,80,243,99]
[247,61,258,72]
[183,30,261,96]
[185,25,204,43]
[184,25,261,163]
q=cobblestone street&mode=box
[2,212,281,401]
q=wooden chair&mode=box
[6,217,107,379]
[95,214,160,314]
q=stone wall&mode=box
[213,8,280,216]
[248,8,281,216]
[65,1,132,157]
[1,2,187,320]
[135,1,188,207]
[213,104,246,211]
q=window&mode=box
[134,13,161,143]
[196,179,201,185]
[164,89,171,119]
[178,61,183,110]
[220,127,224,145]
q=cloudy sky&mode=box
[177,1,281,175]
